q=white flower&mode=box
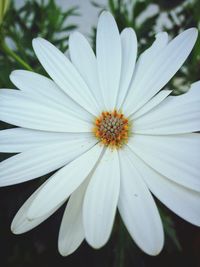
[0,11,200,256]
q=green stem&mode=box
[1,40,33,71]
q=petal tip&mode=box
[32,37,45,48]
[182,27,198,42]
[58,240,78,257]
[10,221,20,235]
[99,10,116,24]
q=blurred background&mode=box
[0,0,200,266]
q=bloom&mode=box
[0,11,200,256]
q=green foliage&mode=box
[0,0,78,87]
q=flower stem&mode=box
[1,40,33,71]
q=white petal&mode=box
[0,89,92,132]
[69,32,104,110]
[131,90,171,120]
[0,138,96,186]
[97,11,121,110]
[117,28,137,109]
[10,70,92,122]
[0,128,91,152]
[118,147,164,255]
[128,134,200,191]
[32,37,99,115]
[11,181,63,234]
[123,29,198,115]
[134,82,200,134]
[58,178,89,256]
[83,148,120,248]
[27,144,103,219]
[128,152,200,226]
[122,32,168,114]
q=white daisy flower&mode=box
[0,11,200,256]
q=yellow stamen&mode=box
[93,110,130,149]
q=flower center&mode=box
[93,110,130,149]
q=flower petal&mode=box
[123,32,168,115]
[58,178,89,256]
[116,28,137,109]
[27,144,103,219]
[83,148,120,248]
[123,29,198,115]
[10,70,92,122]
[0,138,96,186]
[97,11,121,110]
[69,32,104,110]
[128,152,200,226]
[118,147,164,255]
[0,89,92,132]
[128,134,200,191]
[134,82,200,134]
[32,37,99,115]
[131,90,171,120]
[11,181,63,234]
[0,128,91,153]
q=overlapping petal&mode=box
[118,147,164,255]
[58,178,89,256]
[133,82,200,134]
[131,90,171,120]
[27,144,103,219]
[32,37,99,115]
[127,151,200,226]
[11,181,63,234]
[0,89,92,132]
[116,28,137,109]
[123,29,198,115]
[97,11,121,110]
[83,148,120,248]
[0,128,91,153]
[69,32,104,110]
[0,138,96,186]
[128,134,200,191]
[10,70,92,122]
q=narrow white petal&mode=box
[97,11,121,110]
[128,134,200,191]
[0,128,91,153]
[124,29,198,115]
[128,152,200,226]
[118,147,164,255]
[123,32,168,114]
[32,37,99,115]
[117,28,137,109]
[83,148,120,248]
[0,138,96,186]
[134,82,200,134]
[131,90,171,120]
[58,178,89,256]
[69,32,104,110]
[10,70,92,122]
[0,89,92,132]
[11,181,63,234]
[27,144,103,219]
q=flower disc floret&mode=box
[93,110,130,148]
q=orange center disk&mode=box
[93,111,130,149]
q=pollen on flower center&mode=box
[93,110,130,149]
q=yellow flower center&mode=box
[93,110,130,149]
